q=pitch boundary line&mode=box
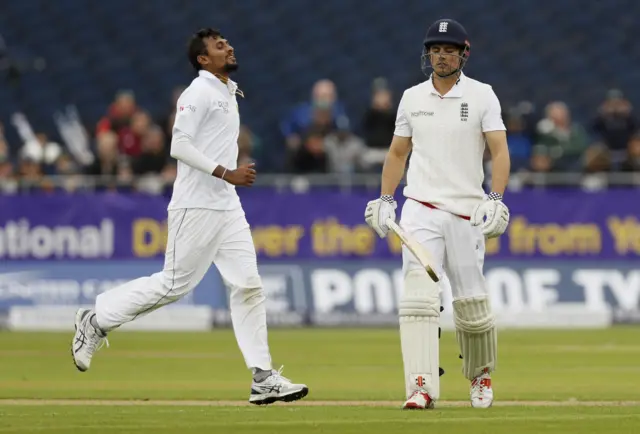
[1,399,640,407]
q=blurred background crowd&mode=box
[1,0,639,194]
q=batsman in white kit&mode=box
[365,18,511,409]
[71,28,309,405]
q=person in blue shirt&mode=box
[280,79,349,151]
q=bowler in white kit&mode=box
[365,18,511,409]
[71,28,309,405]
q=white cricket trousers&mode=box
[95,207,272,371]
[400,199,487,299]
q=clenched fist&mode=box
[224,163,257,187]
[364,195,397,238]
[470,192,510,238]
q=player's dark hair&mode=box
[188,28,223,71]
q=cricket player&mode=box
[365,18,510,409]
[71,28,309,406]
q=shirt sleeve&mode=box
[394,91,412,137]
[172,85,210,138]
[482,87,507,132]
[170,129,220,175]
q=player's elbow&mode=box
[389,136,412,159]
[169,145,181,161]
[169,132,189,161]
[489,142,510,162]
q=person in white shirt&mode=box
[71,28,308,406]
[365,18,511,410]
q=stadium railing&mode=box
[2,171,640,195]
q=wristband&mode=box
[487,192,503,201]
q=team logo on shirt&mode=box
[411,110,434,117]
[180,105,196,113]
[218,101,230,114]
[460,102,469,121]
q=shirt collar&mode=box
[426,71,466,98]
[198,70,244,98]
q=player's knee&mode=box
[225,276,264,305]
[243,285,265,304]
[453,296,495,333]
[400,268,440,318]
[161,268,199,297]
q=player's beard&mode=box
[224,62,239,73]
[434,64,454,77]
[431,58,462,78]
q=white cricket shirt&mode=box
[394,72,505,217]
[168,70,241,211]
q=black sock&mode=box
[90,314,106,337]
[253,368,272,382]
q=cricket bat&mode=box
[386,218,439,282]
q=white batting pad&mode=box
[453,296,497,381]
[399,269,441,400]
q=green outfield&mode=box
[0,327,639,433]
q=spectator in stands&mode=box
[132,125,168,175]
[55,153,78,175]
[280,79,349,151]
[288,128,328,173]
[583,143,611,174]
[118,111,151,157]
[506,113,533,171]
[362,82,395,150]
[161,86,186,139]
[238,125,258,166]
[54,153,83,192]
[18,155,43,186]
[161,162,177,186]
[0,128,16,193]
[529,145,553,173]
[535,101,589,170]
[309,104,338,137]
[359,80,395,172]
[0,123,9,162]
[0,157,16,194]
[84,131,123,178]
[620,133,640,172]
[591,89,636,156]
[283,102,342,169]
[324,118,367,174]
[131,125,170,195]
[510,100,538,143]
[19,132,62,174]
[96,90,138,136]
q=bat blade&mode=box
[386,218,439,282]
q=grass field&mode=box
[0,327,639,433]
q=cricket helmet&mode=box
[421,19,471,77]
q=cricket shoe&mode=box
[470,368,493,408]
[402,390,435,410]
[249,366,309,405]
[71,308,108,372]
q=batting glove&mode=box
[364,195,397,238]
[470,192,510,239]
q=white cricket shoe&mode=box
[470,368,493,408]
[402,390,435,410]
[249,366,309,405]
[71,308,108,372]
